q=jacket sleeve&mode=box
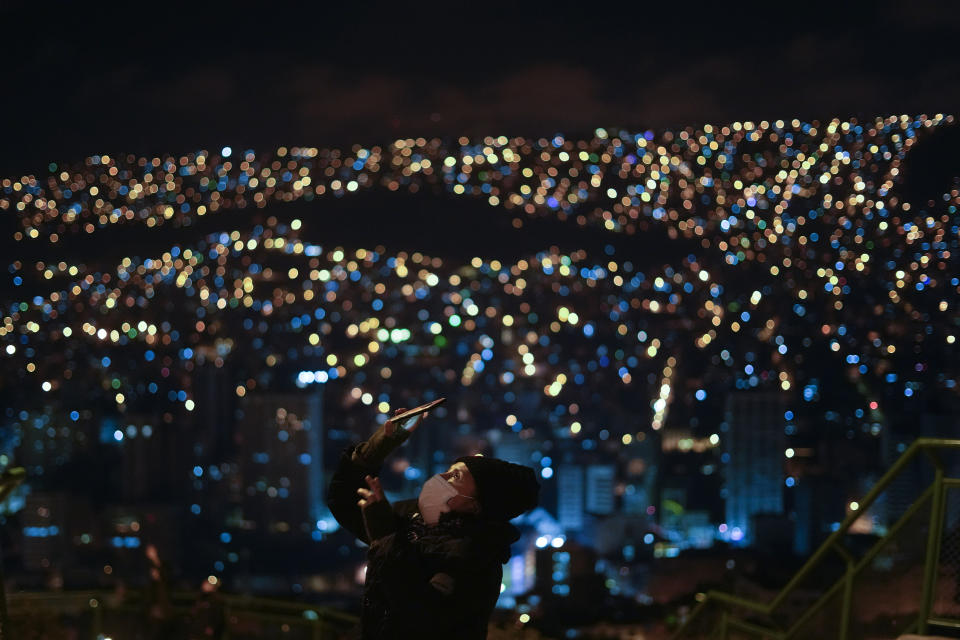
[325,421,412,544]
[361,498,397,542]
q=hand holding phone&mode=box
[385,398,446,435]
[398,415,422,431]
[385,408,423,436]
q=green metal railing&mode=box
[6,588,359,639]
[672,438,960,640]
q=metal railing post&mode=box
[840,559,855,640]
[831,542,855,640]
[919,469,946,634]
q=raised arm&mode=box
[325,408,424,543]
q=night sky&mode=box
[4,1,960,178]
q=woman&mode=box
[327,407,540,639]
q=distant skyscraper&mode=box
[585,464,615,515]
[17,408,77,477]
[493,433,536,467]
[235,389,326,535]
[623,434,658,515]
[305,389,325,527]
[793,479,813,556]
[622,484,649,514]
[723,391,786,546]
[118,415,175,502]
[194,357,237,461]
[556,463,585,531]
[22,492,68,572]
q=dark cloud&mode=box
[2,0,960,173]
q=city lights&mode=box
[3,113,959,631]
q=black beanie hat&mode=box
[455,455,540,521]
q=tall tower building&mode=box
[235,388,326,535]
[22,492,69,572]
[194,358,237,462]
[722,391,786,546]
[493,432,536,467]
[585,464,616,516]
[117,415,177,502]
[556,463,585,532]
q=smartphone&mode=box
[391,398,446,430]
[399,416,421,431]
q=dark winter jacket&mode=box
[326,423,520,640]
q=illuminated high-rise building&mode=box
[194,356,238,461]
[585,464,616,516]
[116,415,177,502]
[234,389,326,535]
[623,433,658,515]
[556,463,585,531]
[722,391,786,546]
[493,431,537,467]
[16,408,79,480]
[22,492,69,572]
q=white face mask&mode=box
[417,474,473,525]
